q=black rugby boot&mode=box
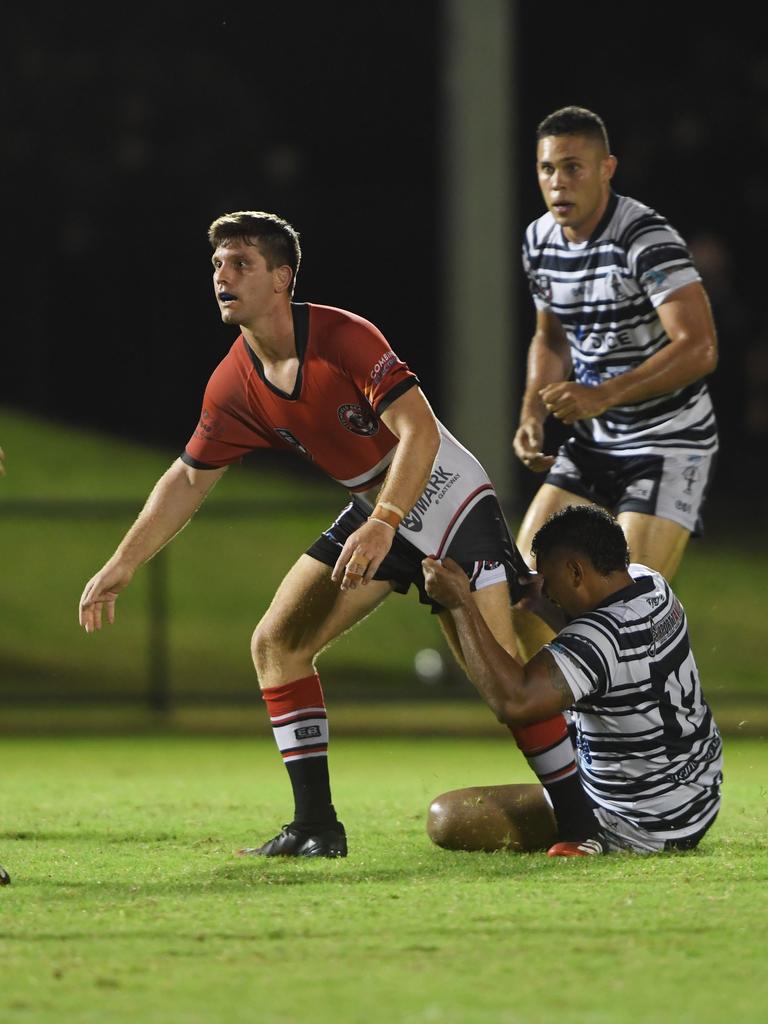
[237,822,347,859]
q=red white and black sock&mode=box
[510,714,598,841]
[262,674,338,831]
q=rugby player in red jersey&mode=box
[79,212,599,858]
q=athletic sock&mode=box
[510,714,598,841]
[262,674,339,832]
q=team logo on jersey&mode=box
[575,730,593,766]
[530,273,552,302]
[640,267,668,290]
[274,428,313,459]
[337,404,379,437]
[606,269,625,297]
[648,597,683,656]
[194,408,218,439]
[370,352,397,385]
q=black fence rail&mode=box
[0,496,351,712]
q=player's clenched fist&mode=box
[421,557,471,610]
[539,381,609,424]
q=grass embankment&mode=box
[1,406,765,729]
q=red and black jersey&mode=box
[182,303,419,492]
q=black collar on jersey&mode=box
[562,189,618,249]
[587,189,619,246]
[241,302,310,401]
[594,571,656,611]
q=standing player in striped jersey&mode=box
[423,505,723,856]
[78,211,600,858]
[513,106,719,658]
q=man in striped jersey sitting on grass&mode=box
[423,505,723,856]
[512,106,719,660]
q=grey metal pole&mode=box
[442,0,517,508]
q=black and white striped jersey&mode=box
[522,192,718,457]
[544,564,722,842]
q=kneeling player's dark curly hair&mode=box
[531,505,629,576]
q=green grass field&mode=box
[2,735,767,1024]
[2,408,768,1021]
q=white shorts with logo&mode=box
[309,424,530,611]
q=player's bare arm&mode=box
[79,459,227,633]
[421,557,574,725]
[541,282,718,425]
[514,310,571,472]
[332,387,440,591]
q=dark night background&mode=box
[4,2,767,515]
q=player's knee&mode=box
[251,617,288,676]
[250,614,317,678]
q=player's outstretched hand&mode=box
[513,420,555,473]
[332,518,396,592]
[421,557,470,610]
[79,561,135,633]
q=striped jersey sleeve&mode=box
[622,210,700,308]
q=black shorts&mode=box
[545,438,717,536]
[306,494,531,614]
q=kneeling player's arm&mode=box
[450,600,575,726]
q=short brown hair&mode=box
[537,106,610,151]
[207,211,301,294]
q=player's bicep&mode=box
[656,282,718,370]
[520,648,576,720]
[379,386,438,441]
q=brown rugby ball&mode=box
[427,783,557,853]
